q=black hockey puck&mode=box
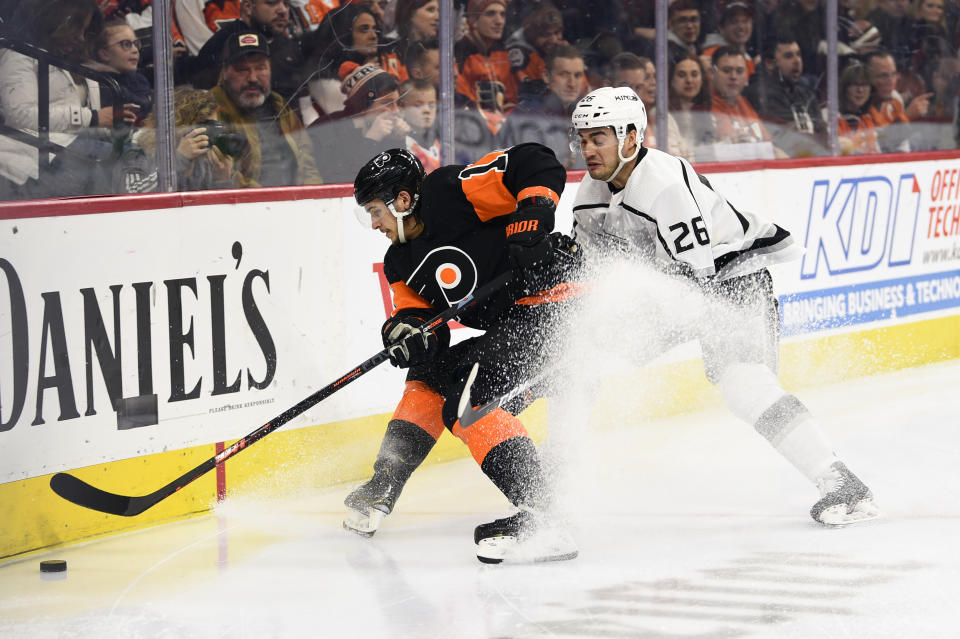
[40,560,67,573]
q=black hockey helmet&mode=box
[354,148,425,208]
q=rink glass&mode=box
[0,0,953,201]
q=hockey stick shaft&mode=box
[457,363,551,428]
[50,271,513,517]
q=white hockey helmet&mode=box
[570,86,647,183]
[571,86,647,145]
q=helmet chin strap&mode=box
[388,192,419,243]
[604,137,640,184]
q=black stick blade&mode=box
[50,473,142,517]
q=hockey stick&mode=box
[456,362,552,428]
[50,271,513,517]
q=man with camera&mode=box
[212,31,323,187]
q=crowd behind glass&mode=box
[0,0,958,200]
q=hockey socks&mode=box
[467,423,577,564]
[343,382,445,536]
[717,363,877,524]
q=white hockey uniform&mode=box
[560,143,877,526]
[571,146,800,280]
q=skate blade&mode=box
[342,507,386,537]
[816,497,880,527]
[476,535,579,565]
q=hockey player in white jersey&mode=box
[565,86,878,526]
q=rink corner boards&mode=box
[3,313,958,560]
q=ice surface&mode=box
[1,360,959,638]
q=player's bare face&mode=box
[578,127,629,182]
[365,194,419,244]
[365,199,401,243]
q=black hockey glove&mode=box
[505,197,556,298]
[381,310,450,368]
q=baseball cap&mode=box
[719,0,754,20]
[223,31,271,66]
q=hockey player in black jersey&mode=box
[565,86,878,526]
[344,144,581,563]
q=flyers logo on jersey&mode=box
[407,247,478,307]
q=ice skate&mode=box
[342,469,404,537]
[811,462,879,526]
[474,509,578,564]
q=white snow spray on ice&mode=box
[538,256,756,519]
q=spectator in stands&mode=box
[391,0,438,57]
[88,19,152,121]
[187,0,307,106]
[772,0,824,84]
[836,0,882,62]
[504,4,571,101]
[404,38,440,88]
[309,61,407,182]
[498,44,587,168]
[910,0,951,53]
[701,0,756,79]
[607,51,648,98]
[455,0,518,135]
[667,0,702,63]
[710,45,788,157]
[744,32,827,156]
[117,86,236,192]
[174,0,334,55]
[668,52,714,160]
[213,31,322,187]
[835,62,881,154]
[0,0,137,198]
[910,54,960,149]
[866,49,933,151]
[397,77,440,172]
[868,0,914,69]
[305,3,405,118]
[607,51,676,156]
[619,0,657,59]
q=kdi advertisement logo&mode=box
[800,174,922,279]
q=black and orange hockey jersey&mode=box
[454,38,519,115]
[382,143,567,329]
